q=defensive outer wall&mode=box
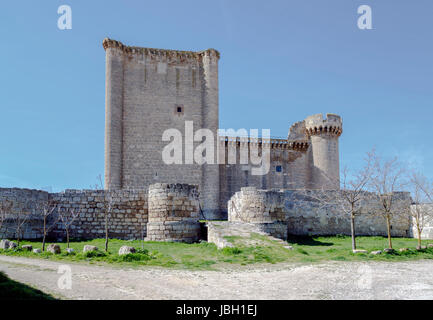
[228,187,417,239]
[0,184,201,243]
[1,186,433,241]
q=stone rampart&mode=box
[50,189,148,240]
[0,188,49,239]
[228,187,413,239]
[0,188,148,241]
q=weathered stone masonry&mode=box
[50,189,148,240]
[147,183,201,243]
[102,39,344,220]
[0,185,203,242]
[0,188,148,240]
[229,187,414,239]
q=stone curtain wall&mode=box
[0,188,148,241]
[0,185,203,242]
[229,187,413,239]
[147,183,201,243]
[50,189,148,240]
[0,188,49,239]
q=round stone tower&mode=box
[305,114,342,190]
[147,183,201,243]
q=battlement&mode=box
[288,120,307,140]
[305,113,342,137]
[102,38,220,62]
[218,136,309,151]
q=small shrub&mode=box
[135,248,149,255]
[296,248,309,255]
[83,251,107,258]
[221,247,242,255]
[118,253,151,262]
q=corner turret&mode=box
[305,113,342,190]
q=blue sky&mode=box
[0,0,432,191]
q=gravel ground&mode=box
[0,255,433,300]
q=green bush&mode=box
[83,250,107,258]
[135,248,149,255]
[296,248,309,255]
[117,253,152,262]
[221,247,242,255]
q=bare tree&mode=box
[36,200,59,252]
[290,153,373,251]
[58,206,79,248]
[409,171,433,248]
[336,160,373,251]
[368,150,406,249]
[11,202,32,247]
[0,199,13,236]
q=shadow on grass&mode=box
[0,271,56,300]
[287,235,334,247]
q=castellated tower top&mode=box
[304,113,343,137]
[102,38,220,61]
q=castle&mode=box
[1,39,429,243]
[102,38,343,220]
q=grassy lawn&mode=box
[0,235,432,270]
[0,271,55,300]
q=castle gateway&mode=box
[103,38,342,220]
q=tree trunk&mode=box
[105,215,109,252]
[417,226,422,248]
[42,217,47,251]
[42,233,46,252]
[386,214,392,249]
[350,213,356,251]
[66,229,70,248]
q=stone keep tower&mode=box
[103,38,221,219]
[305,114,342,189]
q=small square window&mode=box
[175,104,184,115]
[276,165,282,173]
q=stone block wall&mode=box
[50,189,148,240]
[0,188,49,239]
[228,187,413,239]
[147,183,201,243]
[0,185,203,242]
[284,190,411,237]
[0,188,148,241]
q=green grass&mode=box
[285,235,433,263]
[0,236,432,271]
[0,271,55,300]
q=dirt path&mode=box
[1,255,433,300]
